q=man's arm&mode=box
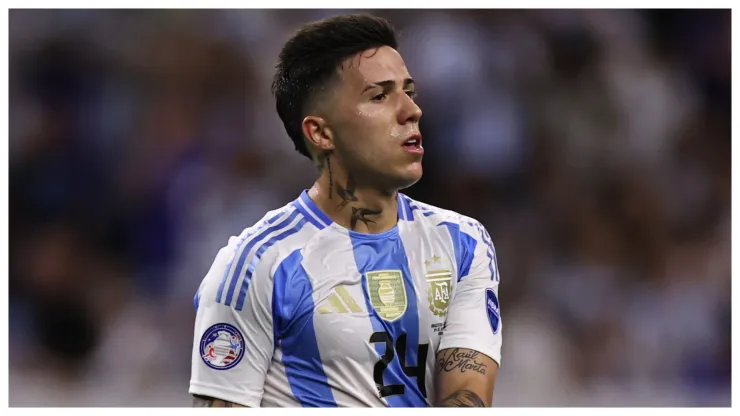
[434,348,498,407]
[193,395,247,407]
[189,234,279,408]
[435,218,502,407]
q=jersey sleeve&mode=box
[438,220,502,367]
[189,236,276,407]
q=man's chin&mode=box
[358,162,422,192]
[393,164,423,190]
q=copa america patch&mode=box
[485,288,500,334]
[200,323,245,370]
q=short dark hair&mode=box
[271,13,399,161]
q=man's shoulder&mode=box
[217,200,322,269]
[235,203,298,240]
[401,194,483,228]
[199,200,321,295]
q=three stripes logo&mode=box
[317,286,363,314]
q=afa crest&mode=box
[366,270,407,322]
[425,255,452,318]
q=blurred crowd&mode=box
[9,9,730,406]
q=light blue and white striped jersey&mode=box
[190,190,502,407]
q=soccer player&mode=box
[189,13,502,407]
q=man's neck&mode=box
[308,170,398,234]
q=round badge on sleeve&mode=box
[485,288,500,334]
[200,323,245,370]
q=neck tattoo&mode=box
[335,175,381,230]
[350,206,381,230]
[335,175,359,210]
[325,152,333,199]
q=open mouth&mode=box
[403,135,422,148]
[403,139,420,148]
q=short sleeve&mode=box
[189,237,276,407]
[438,221,502,367]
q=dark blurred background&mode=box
[8,9,730,406]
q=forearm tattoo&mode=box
[435,348,488,376]
[439,389,486,407]
[192,395,235,407]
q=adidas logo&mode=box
[317,286,362,314]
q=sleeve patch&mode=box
[485,288,500,335]
[200,323,246,370]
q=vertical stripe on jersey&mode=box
[350,230,428,407]
[216,212,285,304]
[234,216,309,311]
[273,249,337,407]
[223,209,300,307]
[398,193,414,222]
[441,222,477,281]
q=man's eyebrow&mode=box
[362,78,414,93]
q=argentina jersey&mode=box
[190,190,502,407]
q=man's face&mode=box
[327,46,423,190]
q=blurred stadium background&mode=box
[8,9,730,407]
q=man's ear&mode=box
[302,116,335,153]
